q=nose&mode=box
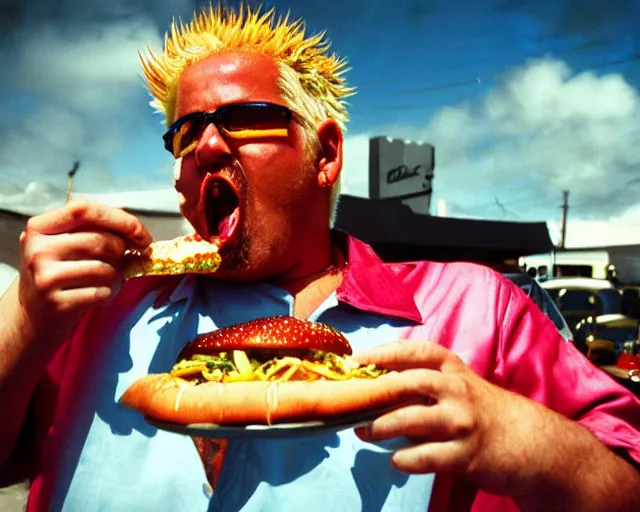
[194,123,233,168]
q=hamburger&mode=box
[119,316,393,426]
[121,234,221,280]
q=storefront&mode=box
[334,194,554,269]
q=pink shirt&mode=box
[26,233,640,511]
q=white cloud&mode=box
[0,13,166,197]
[337,57,640,248]
[0,181,66,216]
[0,181,181,216]
[484,60,637,130]
[1,10,638,253]
[341,57,640,232]
[341,133,371,197]
[424,57,640,219]
[548,215,640,248]
[561,204,640,247]
[8,19,161,111]
[75,188,181,213]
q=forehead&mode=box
[174,50,283,118]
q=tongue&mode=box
[216,206,240,239]
[200,175,240,243]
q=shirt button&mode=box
[203,482,214,498]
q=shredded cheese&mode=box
[169,350,385,385]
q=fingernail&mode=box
[96,287,112,300]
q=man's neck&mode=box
[275,239,346,319]
[290,269,343,320]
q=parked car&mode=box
[540,278,621,336]
[574,314,639,364]
[539,278,640,395]
[540,277,616,292]
[503,273,573,341]
[618,285,640,319]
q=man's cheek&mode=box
[174,159,203,210]
[172,158,183,183]
[177,191,188,209]
[175,179,190,210]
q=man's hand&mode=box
[0,201,152,468]
[17,200,152,345]
[354,340,640,511]
[354,339,546,495]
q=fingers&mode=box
[48,287,114,313]
[32,260,121,294]
[384,369,447,401]
[356,405,446,443]
[392,441,468,474]
[23,231,128,269]
[13,202,147,345]
[19,230,125,321]
[24,201,152,249]
[355,401,476,476]
[356,339,463,371]
[356,398,476,443]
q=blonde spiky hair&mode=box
[140,3,354,131]
[140,3,354,222]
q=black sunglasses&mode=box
[163,102,295,158]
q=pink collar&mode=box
[333,231,424,323]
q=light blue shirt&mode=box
[52,276,434,511]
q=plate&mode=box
[146,409,388,439]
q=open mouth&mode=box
[199,174,241,246]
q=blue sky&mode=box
[0,0,639,244]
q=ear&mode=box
[316,119,343,187]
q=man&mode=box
[0,5,639,511]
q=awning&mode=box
[334,195,554,264]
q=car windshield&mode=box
[557,290,600,312]
[595,327,638,346]
[554,288,622,316]
[598,290,623,315]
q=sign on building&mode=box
[368,136,435,215]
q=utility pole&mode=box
[559,190,569,249]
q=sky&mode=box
[0,0,639,248]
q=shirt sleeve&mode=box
[30,339,71,456]
[494,277,640,464]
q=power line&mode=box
[392,78,482,97]
[451,196,558,216]
[588,53,640,70]
[352,100,450,114]
[353,37,627,90]
[438,181,558,211]
[352,52,640,115]
[494,197,521,219]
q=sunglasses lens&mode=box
[222,105,291,133]
[165,104,294,157]
[172,118,204,157]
